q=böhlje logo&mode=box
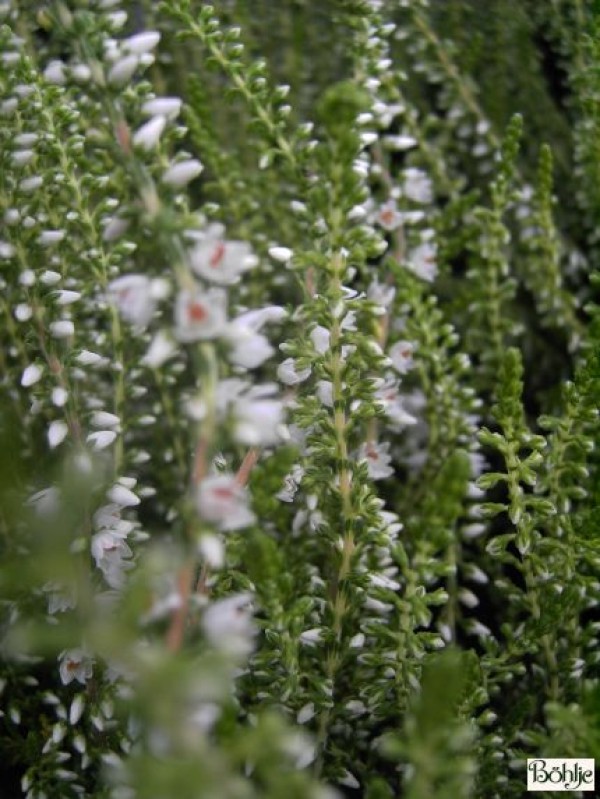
[527,758,595,792]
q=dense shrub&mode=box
[1,2,599,797]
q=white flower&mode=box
[0,241,15,259]
[388,340,415,374]
[196,474,255,531]
[107,54,139,86]
[44,59,66,84]
[300,628,322,646]
[174,287,228,342]
[91,411,120,428]
[297,703,316,724]
[310,325,330,354]
[162,159,203,187]
[132,115,166,151]
[59,649,93,686]
[122,31,160,55]
[202,593,256,656]
[368,279,396,309]
[49,320,74,338]
[374,377,418,428]
[358,441,394,480]
[408,242,437,282]
[38,230,66,247]
[228,332,273,369]
[224,306,286,369]
[316,380,333,407]
[102,214,130,242]
[189,224,255,285]
[76,350,106,366]
[277,358,311,385]
[234,395,285,447]
[48,420,68,449]
[402,167,433,203]
[45,583,76,615]
[91,529,133,589]
[198,534,225,569]
[27,487,60,516]
[52,387,68,407]
[276,465,304,502]
[11,149,34,167]
[87,430,118,450]
[69,695,85,726]
[141,97,182,119]
[54,290,81,305]
[41,270,62,285]
[15,302,32,322]
[268,246,293,263]
[141,330,177,368]
[108,274,156,329]
[19,176,43,193]
[375,199,403,231]
[107,484,140,507]
[21,364,43,387]
[383,134,417,150]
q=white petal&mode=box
[123,31,160,55]
[21,364,43,387]
[108,54,139,86]
[132,115,166,151]
[141,97,182,119]
[107,484,140,507]
[49,320,74,338]
[87,430,117,450]
[91,411,120,428]
[162,159,203,187]
[48,421,68,449]
[268,246,293,263]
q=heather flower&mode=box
[108,275,156,329]
[388,340,415,374]
[59,649,93,686]
[195,474,255,531]
[277,357,311,385]
[174,287,228,341]
[201,593,256,656]
[189,224,256,285]
[358,440,394,480]
[375,199,403,231]
[407,242,438,282]
[402,167,433,203]
[162,159,204,187]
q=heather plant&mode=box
[1,2,599,799]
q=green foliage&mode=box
[1,2,599,799]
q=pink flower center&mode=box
[209,242,226,268]
[66,659,81,672]
[380,209,395,226]
[188,301,208,323]
[212,486,235,500]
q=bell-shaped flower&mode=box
[388,340,415,374]
[374,376,418,429]
[108,274,156,329]
[402,167,433,204]
[174,287,228,342]
[195,474,255,531]
[59,649,93,686]
[358,441,394,480]
[189,223,256,285]
[375,199,403,231]
[201,593,256,656]
[224,306,286,369]
[277,357,311,385]
[234,394,285,447]
[407,242,438,282]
